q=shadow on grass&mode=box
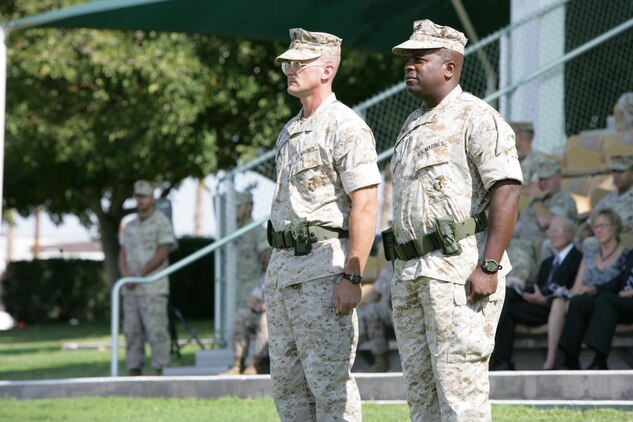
[0,360,121,381]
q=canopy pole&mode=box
[0,26,7,229]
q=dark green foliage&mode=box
[1,259,109,323]
[168,237,215,319]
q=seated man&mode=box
[491,217,582,370]
[357,262,394,372]
[507,159,578,288]
[221,280,269,375]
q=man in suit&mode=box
[491,217,582,370]
[559,249,633,369]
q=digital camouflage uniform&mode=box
[231,281,269,365]
[265,29,381,421]
[389,75,522,421]
[358,263,394,357]
[508,175,578,287]
[519,150,550,186]
[593,187,633,229]
[121,210,175,372]
[229,219,270,367]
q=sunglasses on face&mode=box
[281,60,322,75]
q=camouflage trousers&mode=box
[264,275,361,422]
[123,294,170,371]
[391,275,505,422]
[358,301,393,355]
[231,307,268,361]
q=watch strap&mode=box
[343,272,363,285]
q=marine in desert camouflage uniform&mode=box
[511,121,549,189]
[221,190,270,375]
[264,28,381,421]
[507,159,578,287]
[119,180,176,376]
[389,20,522,421]
[592,155,633,231]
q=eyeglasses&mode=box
[281,60,323,75]
[592,223,612,230]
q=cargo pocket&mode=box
[448,282,497,363]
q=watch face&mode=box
[344,273,362,284]
[483,260,498,272]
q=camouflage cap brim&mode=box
[392,38,465,55]
[274,49,323,64]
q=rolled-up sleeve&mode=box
[467,109,523,190]
[478,156,524,191]
[341,161,382,193]
[334,121,382,194]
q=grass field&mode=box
[0,319,213,380]
[1,321,632,421]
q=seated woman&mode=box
[558,249,633,369]
[542,209,628,369]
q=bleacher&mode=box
[512,126,633,368]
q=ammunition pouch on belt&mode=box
[381,210,488,261]
[267,219,349,257]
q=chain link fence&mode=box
[212,0,633,346]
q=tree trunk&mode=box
[98,214,123,285]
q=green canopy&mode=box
[5,0,508,52]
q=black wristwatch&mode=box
[481,259,503,274]
[343,272,363,285]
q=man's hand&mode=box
[619,289,633,298]
[334,279,362,314]
[466,267,498,303]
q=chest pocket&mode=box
[414,144,457,202]
[292,150,322,174]
[291,150,330,194]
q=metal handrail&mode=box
[110,215,268,376]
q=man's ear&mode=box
[444,60,456,80]
[321,64,335,81]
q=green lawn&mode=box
[1,321,632,421]
[0,397,631,422]
[0,319,214,380]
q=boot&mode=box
[242,358,262,375]
[219,358,243,376]
[367,353,390,372]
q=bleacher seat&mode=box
[603,140,633,162]
[588,174,614,209]
[561,175,592,196]
[566,133,605,152]
[602,130,633,148]
[563,145,603,170]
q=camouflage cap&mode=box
[536,159,561,179]
[134,180,154,196]
[275,28,342,64]
[236,190,253,206]
[609,154,633,171]
[510,121,534,134]
[392,19,467,56]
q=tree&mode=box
[1,0,296,282]
[1,0,403,283]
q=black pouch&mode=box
[291,218,312,256]
[433,216,463,256]
[266,220,274,248]
[381,228,396,262]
